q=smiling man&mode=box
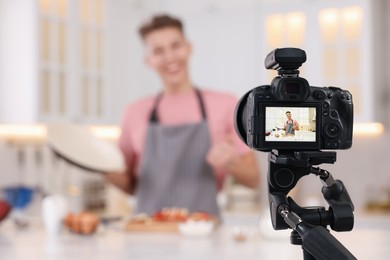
[106,15,260,218]
[284,111,300,136]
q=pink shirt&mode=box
[118,88,251,189]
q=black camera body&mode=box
[235,48,353,151]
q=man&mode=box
[283,111,300,136]
[105,15,259,218]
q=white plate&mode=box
[178,220,214,237]
[47,123,125,173]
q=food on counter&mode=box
[232,227,248,242]
[127,213,151,224]
[152,207,189,222]
[63,211,100,235]
[126,208,216,233]
[188,211,212,221]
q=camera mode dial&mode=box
[313,90,326,100]
[324,122,342,139]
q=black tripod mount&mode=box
[268,150,356,260]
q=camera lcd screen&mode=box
[265,107,316,142]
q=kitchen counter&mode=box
[0,212,389,260]
[265,130,316,142]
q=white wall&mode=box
[143,0,260,97]
[372,0,390,128]
[0,0,38,123]
[105,0,161,124]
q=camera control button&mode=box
[333,141,340,148]
[331,111,338,118]
[324,122,341,138]
[329,86,341,91]
[265,95,272,100]
[340,94,346,99]
[326,142,333,148]
[314,90,326,100]
[323,102,329,108]
[274,168,294,189]
[346,95,351,100]
[323,111,329,117]
[327,93,333,99]
[258,95,264,100]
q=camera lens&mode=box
[234,91,251,144]
[324,122,341,138]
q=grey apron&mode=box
[285,120,295,135]
[135,89,220,218]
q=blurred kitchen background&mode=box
[0,0,389,218]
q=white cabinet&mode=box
[38,0,107,123]
[258,0,373,122]
[0,0,125,124]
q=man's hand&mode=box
[104,169,136,195]
[294,121,300,130]
[206,138,237,171]
[206,138,260,189]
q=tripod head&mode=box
[267,150,356,259]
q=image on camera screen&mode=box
[265,107,316,142]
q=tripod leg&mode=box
[290,231,316,260]
[303,249,316,260]
[282,209,356,260]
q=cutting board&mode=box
[125,220,180,232]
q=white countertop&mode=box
[265,130,316,142]
[0,212,389,260]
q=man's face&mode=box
[286,112,292,120]
[143,27,192,88]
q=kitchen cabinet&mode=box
[0,0,147,125]
[257,0,374,122]
[0,0,108,124]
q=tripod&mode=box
[267,150,356,260]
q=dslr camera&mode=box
[235,48,353,151]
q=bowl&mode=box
[178,220,214,237]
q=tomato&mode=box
[152,208,189,222]
[189,212,211,221]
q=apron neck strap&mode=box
[150,88,207,123]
